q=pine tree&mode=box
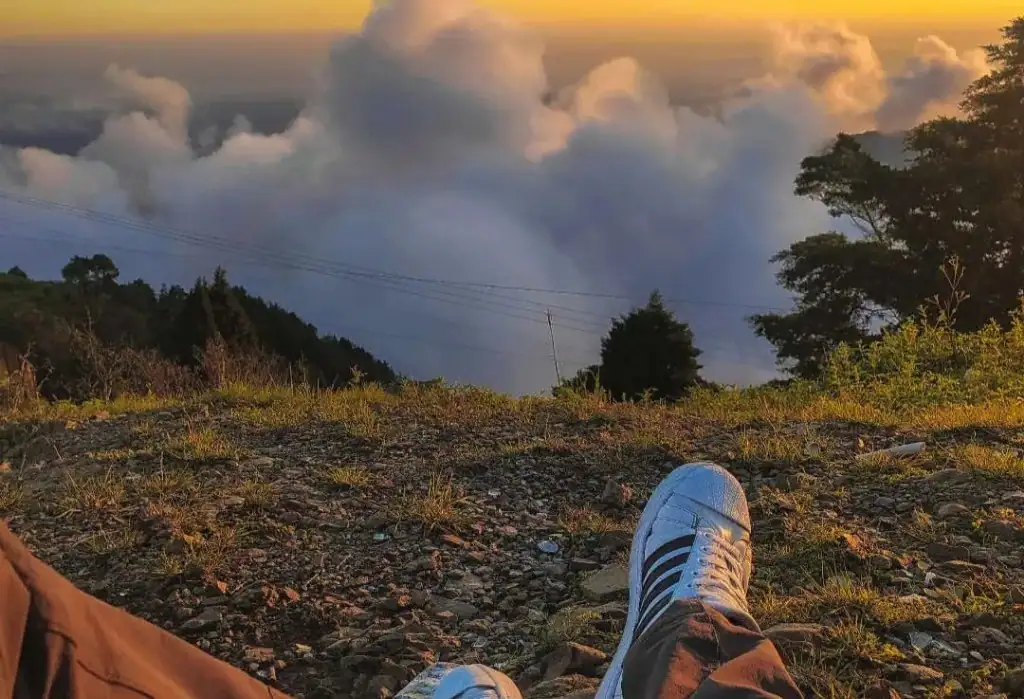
[598,291,703,401]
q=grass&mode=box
[400,471,463,530]
[558,506,634,536]
[237,478,276,510]
[161,425,242,462]
[949,444,1024,479]
[155,526,239,580]
[0,479,24,510]
[58,469,127,512]
[9,315,1024,697]
[539,606,603,648]
[322,465,374,489]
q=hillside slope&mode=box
[3,385,1024,699]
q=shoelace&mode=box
[686,529,747,606]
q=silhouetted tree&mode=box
[598,291,703,401]
[751,17,1024,377]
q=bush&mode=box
[822,302,1024,408]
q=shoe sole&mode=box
[593,463,717,699]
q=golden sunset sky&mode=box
[8,0,1021,36]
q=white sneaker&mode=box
[433,665,523,699]
[594,463,754,699]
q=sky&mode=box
[0,1,1015,394]
[8,0,1020,36]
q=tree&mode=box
[752,16,1024,377]
[598,291,702,401]
[61,254,119,288]
[6,266,28,279]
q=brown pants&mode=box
[1,520,802,699]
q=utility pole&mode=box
[547,309,562,384]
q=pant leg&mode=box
[622,600,803,699]
[0,519,292,699]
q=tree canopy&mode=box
[560,291,703,401]
[752,17,1024,378]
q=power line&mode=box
[0,217,773,360]
[0,190,791,313]
[0,196,609,336]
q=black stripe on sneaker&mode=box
[633,592,673,642]
[641,534,695,579]
[637,570,681,623]
[642,550,691,590]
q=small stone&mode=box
[601,479,633,508]
[180,607,223,632]
[429,597,480,619]
[896,663,944,684]
[570,558,602,572]
[865,680,903,699]
[538,540,560,554]
[926,542,970,563]
[763,623,827,644]
[541,642,608,681]
[581,566,629,602]
[984,519,1021,540]
[908,631,933,651]
[1003,666,1024,696]
[936,503,970,518]
[441,534,470,549]
[244,647,275,663]
[924,469,971,485]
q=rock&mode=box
[926,542,970,563]
[570,559,601,572]
[985,520,1021,540]
[1003,666,1024,696]
[406,551,442,573]
[429,596,480,619]
[924,469,971,485]
[936,503,970,518]
[865,680,903,699]
[538,541,560,554]
[972,627,1011,645]
[601,479,633,508]
[243,646,275,663]
[896,663,944,684]
[539,561,568,577]
[908,631,933,651]
[597,531,631,553]
[581,566,629,602]
[775,473,817,492]
[763,623,827,644]
[541,642,608,681]
[179,607,224,633]
[875,496,897,509]
[441,534,471,549]
[366,674,399,699]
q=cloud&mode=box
[875,36,989,132]
[0,0,993,394]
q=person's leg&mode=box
[596,463,803,699]
[0,519,290,699]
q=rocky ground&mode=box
[4,385,1024,698]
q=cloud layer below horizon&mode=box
[0,0,991,393]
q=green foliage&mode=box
[0,255,395,402]
[822,302,1024,409]
[753,16,1024,377]
[560,291,702,401]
